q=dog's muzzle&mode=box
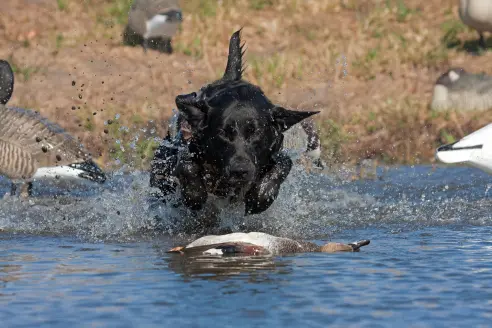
[175,92,198,107]
[226,156,256,183]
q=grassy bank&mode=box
[2,0,492,170]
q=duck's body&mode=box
[436,122,492,174]
[124,0,182,53]
[0,60,106,197]
[431,68,492,112]
[168,232,370,256]
[459,0,492,48]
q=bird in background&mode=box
[430,67,492,112]
[124,0,183,54]
[459,0,492,49]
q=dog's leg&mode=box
[244,152,293,215]
[149,143,179,200]
[175,156,208,211]
[182,202,222,235]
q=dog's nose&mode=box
[175,92,197,106]
[227,157,255,181]
[229,167,250,180]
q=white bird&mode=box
[124,0,182,53]
[430,67,492,112]
[459,0,492,48]
[0,59,106,197]
[435,123,492,174]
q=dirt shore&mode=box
[2,0,492,170]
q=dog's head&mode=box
[175,29,318,186]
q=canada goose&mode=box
[430,67,492,112]
[435,122,492,175]
[124,0,182,53]
[0,60,106,197]
[459,0,492,48]
[167,232,371,256]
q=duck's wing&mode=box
[0,106,91,168]
[167,242,271,256]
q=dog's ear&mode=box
[0,60,14,105]
[271,106,319,132]
[222,29,246,82]
[178,106,205,131]
[175,93,207,130]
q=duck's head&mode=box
[319,240,370,253]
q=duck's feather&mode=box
[167,242,270,256]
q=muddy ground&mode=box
[2,0,492,170]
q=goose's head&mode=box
[435,67,466,87]
[0,59,14,105]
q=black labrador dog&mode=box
[150,29,319,223]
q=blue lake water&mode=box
[1,165,492,327]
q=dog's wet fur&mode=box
[150,29,319,232]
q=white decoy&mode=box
[0,60,106,197]
[430,67,492,112]
[435,123,492,174]
[167,231,370,256]
[125,0,182,53]
[459,0,492,48]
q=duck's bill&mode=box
[167,246,185,254]
[320,240,371,253]
[348,240,371,251]
[69,160,107,184]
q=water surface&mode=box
[1,165,491,327]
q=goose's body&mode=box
[167,232,370,256]
[459,0,492,48]
[436,123,492,174]
[0,60,106,197]
[431,68,492,112]
[125,0,182,53]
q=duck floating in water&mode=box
[435,123,492,174]
[167,232,370,256]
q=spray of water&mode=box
[0,126,491,243]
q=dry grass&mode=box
[2,0,492,170]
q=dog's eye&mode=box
[219,126,236,141]
[244,124,256,139]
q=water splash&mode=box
[1,163,491,243]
